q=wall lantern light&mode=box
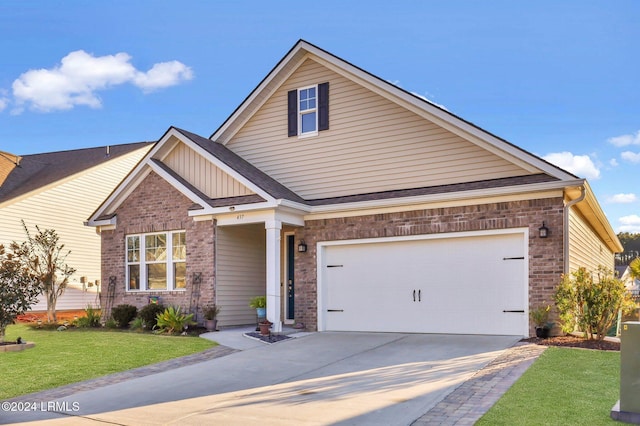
[298,240,308,252]
[539,222,549,238]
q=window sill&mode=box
[298,131,318,139]
[125,289,187,293]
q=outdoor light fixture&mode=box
[539,222,549,238]
[298,240,307,252]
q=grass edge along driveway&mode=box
[1,324,215,400]
[477,346,620,425]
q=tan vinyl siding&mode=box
[0,149,148,294]
[227,58,532,200]
[0,152,19,186]
[568,208,615,273]
[164,142,254,199]
[216,224,265,327]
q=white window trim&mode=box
[126,230,186,292]
[298,84,318,138]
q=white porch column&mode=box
[265,219,282,332]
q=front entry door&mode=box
[286,235,295,320]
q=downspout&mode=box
[563,185,586,274]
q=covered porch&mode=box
[206,208,305,332]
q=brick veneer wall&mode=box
[100,172,216,323]
[294,197,565,336]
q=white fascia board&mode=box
[84,216,117,228]
[306,179,583,216]
[171,129,277,204]
[190,201,305,227]
[88,165,152,223]
[188,201,278,218]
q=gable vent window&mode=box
[288,82,329,137]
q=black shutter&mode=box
[287,89,297,137]
[318,82,329,131]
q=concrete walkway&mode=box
[1,329,545,425]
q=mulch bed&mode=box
[522,335,620,351]
[244,332,292,344]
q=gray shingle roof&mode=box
[0,142,153,204]
[174,127,306,204]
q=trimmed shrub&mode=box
[555,266,636,340]
[110,304,138,328]
[138,303,165,330]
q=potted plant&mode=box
[530,305,553,338]
[249,296,267,319]
[258,319,272,336]
[203,305,221,332]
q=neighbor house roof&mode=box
[0,142,153,205]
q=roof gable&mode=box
[226,57,546,200]
[87,127,306,224]
[211,40,577,184]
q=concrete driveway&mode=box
[1,331,519,425]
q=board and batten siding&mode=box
[568,207,615,273]
[164,142,255,199]
[215,224,265,327]
[0,148,149,293]
[226,58,533,200]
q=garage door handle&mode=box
[503,310,525,313]
[413,290,416,302]
[327,309,344,312]
[418,289,421,302]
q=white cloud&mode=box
[608,130,640,147]
[133,61,193,93]
[542,152,601,179]
[609,158,619,167]
[608,193,638,204]
[621,151,640,164]
[387,80,448,110]
[11,50,193,113]
[619,215,640,233]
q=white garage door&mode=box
[320,232,527,335]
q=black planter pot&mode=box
[535,327,550,338]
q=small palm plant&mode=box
[155,306,195,334]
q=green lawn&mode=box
[477,347,620,425]
[1,324,215,400]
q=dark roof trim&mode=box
[305,174,559,206]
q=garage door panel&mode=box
[321,233,526,335]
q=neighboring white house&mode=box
[0,143,152,310]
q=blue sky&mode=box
[1,1,638,232]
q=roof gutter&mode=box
[564,184,586,274]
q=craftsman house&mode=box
[87,40,621,336]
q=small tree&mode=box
[19,221,76,323]
[0,244,43,343]
[629,257,640,282]
[555,266,636,340]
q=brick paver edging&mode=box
[412,342,547,426]
[4,345,238,403]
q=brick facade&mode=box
[100,172,216,323]
[101,173,564,337]
[294,197,565,335]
